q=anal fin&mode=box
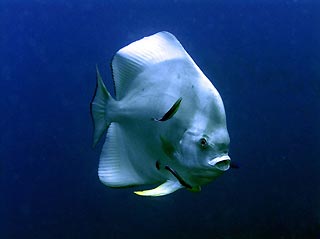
[98,122,148,187]
[134,180,183,197]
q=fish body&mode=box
[91,31,231,196]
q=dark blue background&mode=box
[1,1,319,238]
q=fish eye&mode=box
[199,137,208,149]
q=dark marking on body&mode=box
[155,160,161,170]
[164,165,192,189]
[153,97,182,122]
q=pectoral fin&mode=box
[230,162,240,169]
[134,180,183,197]
[160,136,175,158]
[153,97,182,121]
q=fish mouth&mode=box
[208,155,231,171]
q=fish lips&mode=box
[208,155,231,171]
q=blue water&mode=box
[1,1,319,238]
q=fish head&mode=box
[177,98,231,186]
[178,127,230,184]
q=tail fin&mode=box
[90,66,113,147]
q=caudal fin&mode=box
[90,66,113,147]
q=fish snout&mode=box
[208,155,231,171]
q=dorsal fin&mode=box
[111,31,191,100]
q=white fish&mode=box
[91,31,231,196]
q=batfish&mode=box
[91,31,231,196]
